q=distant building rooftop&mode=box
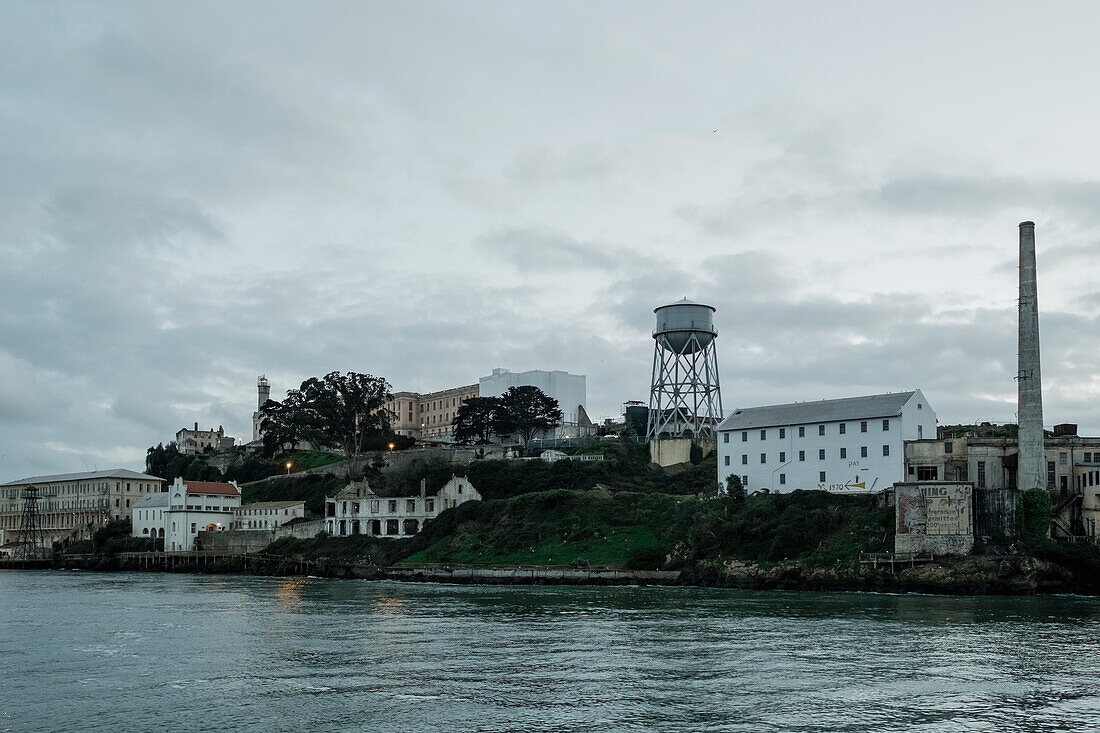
[718,391,918,431]
[1,468,164,487]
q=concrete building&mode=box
[895,482,975,556]
[131,477,241,551]
[385,384,480,441]
[1,469,165,547]
[480,368,587,427]
[717,391,936,494]
[234,501,305,530]
[175,423,235,454]
[132,492,171,547]
[325,475,480,537]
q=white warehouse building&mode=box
[717,391,936,494]
[479,367,587,426]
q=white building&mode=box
[479,367,588,427]
[132,478,241,551]
[234,501,306,530]
[717,390,936,494]
[325,476,480,538]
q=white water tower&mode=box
[646,299,723,440]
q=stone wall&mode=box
[895,482,974,556]
[196,529,274,554]
[274,519,326,539]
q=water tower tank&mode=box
[653,299,717,354]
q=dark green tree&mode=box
[494,386,563,444]
[260,371,393,479]
[452,397,504,445]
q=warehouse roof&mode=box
[1,469,163,487]
[718,391,918,431]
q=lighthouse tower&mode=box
[252,375,271,443]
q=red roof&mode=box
[183,481,239,496]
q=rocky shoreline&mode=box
[13,552,1093,596]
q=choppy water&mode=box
[2,572,1100,732]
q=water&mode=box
[2,572,1100,732]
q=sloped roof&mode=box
[718,391,918,431]
[238,501,304,510]
[183,481,239,496]
[1,468,164,487]
[133,492,171,508]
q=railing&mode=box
[858,551,933,568]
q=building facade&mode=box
[717,391,936,494]
[1,469,165,546]
[385,384,480,440]
[325,475,480,537]
[233,501,305,530]
[479,367,587,427]
[175,423,235,454]
[131,477,241,551]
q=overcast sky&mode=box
[3,2,1099,481]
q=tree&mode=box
[259,371,393,479]
[494,386,563,445]
[452,397,504,445]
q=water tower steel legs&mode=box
[646,333,723,440]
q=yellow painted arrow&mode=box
[845,480,866,490]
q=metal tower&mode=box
[646,299,723,440]
[16,485,48,560]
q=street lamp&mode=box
[388,443,395,452]
[285,462,292,475]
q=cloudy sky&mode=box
[3,2,1099,481]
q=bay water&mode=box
[2,571,1099,732]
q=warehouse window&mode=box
[723,433,729,443]
[861,446,868,458]
[799,450,806,462]
[779,428,786,439]
[882,445,890,456]
[742,431,748,442]
[818,425,825,436]
[818,449,825,460]
[779,474,786,485]
[799,426,805,438]
[860,421,868,433]
[819,471,826,483]
[779,451,786,462]
[840,448,847,459]
[760,453,766,464]
[882,419,890,431]
[742,475,749,486]
[839,423,846,435]
[724,456,730,466]
[742,454,748,465]
[760,429,767,440]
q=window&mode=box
[1047,461,1056,490]
[799,426,805,438]
[839,423,847,435]
[742,431,748,442]
[977,461,986,488]
[370,500,380,513]
[818,449,825,460]
[840,448,847,459]
[724,455,730,466]
[779,451,786,463]
[190,523,196,534]
[882,419,890,431]
[742,454,748,465]
[426,499,434,512]
[860,421,868,433]
[760,453,766,464]
[819,471,826,483]
[918,403,923,409]
[917,466,938,481]
[779,428,786,439]
[1085,452,1092,462]
[388,500,398,513]
[723,433,729,444]
[882,445,890,456]
[779,474,786,485]
[945,441,953,454]
[818,425,825,436]
[799,450,805,462]
[742,475,749,486]
[760,429,767,440]
[406,499,416,512]
[1060,452,1068,465]
[861,446,868,458]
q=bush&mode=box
[1016,487,1051,545]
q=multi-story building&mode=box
[479,367,588,427]
[175,423,235,454]
[385,384,480,440]
[233,501,306,530]
[131,477,241,551]
[1,469,165,546]
[717,391,936,494]
[904,424,1100,497]
[325,475,480,537]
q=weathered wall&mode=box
[974,488,1017,538]
[895,482,974,556]
[649,438,693,467]
[196,529,274,554]
[274,519,326,539]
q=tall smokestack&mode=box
[1017,221,1045,491]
